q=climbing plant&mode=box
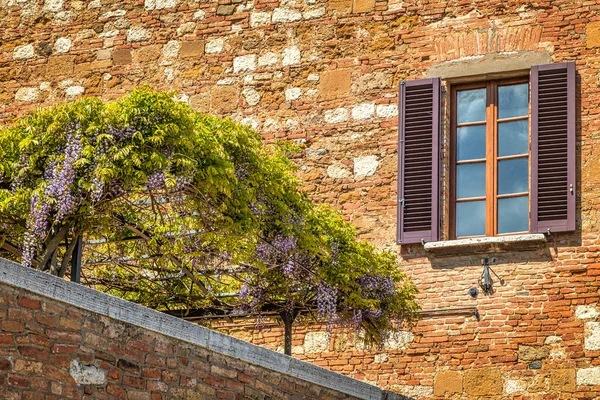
[0,88,419,353]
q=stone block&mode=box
[518,345,549,361]
[15,87,40,102]
[69,360,107,385]
[45,55,75,76]
[134,45,162,63]
[319,68,352,100]
[585,321,600,350]
[352,71,389,93]
[353,0,375,13]
[434,370,462,396]
[577,367,600,386]
[575,305,599,320]
[241,87,261,106]
[112,49,132,65]
[324,108,348,124]
[233,54,256,73]
[332,333,355,351]
[210,86,238,114]
[282,46,300,66]
[550,369,576,392]
[216,4,235,16]
[180,40,204,58]
[304,331,330,354]
[354,155,379,177]
[272,8,302,23]
[327,164,351,179]
[329,0,352,14]
[586,21,600,48]
[127,26,151,42]
[464,368,503,396]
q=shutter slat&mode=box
[530,62,576,232]
[397,78,440,244]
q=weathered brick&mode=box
[17,296,41,310]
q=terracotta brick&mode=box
[352,0,375,13]
[180,41,204,58]
[45,56,75,77]
[319,69,352,100]
[113,49,133,65]
[17,296,41,310]
[1,320,24,332]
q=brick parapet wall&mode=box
[2,0,600,398]
[0,259,401,400]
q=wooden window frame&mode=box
[450,77,530,239]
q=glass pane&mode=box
[457,125,486,161]
[457,162,486,199]
[498,158,528,195]
[457,88,486,124]
[498,83,529,119]
[498,196,529,234]
[498,120,528,157]
[456,201,486,237]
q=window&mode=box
[397,62,576,245]
[452,80,530,238]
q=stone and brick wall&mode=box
[2,0,600,398]
[0,259,399,399]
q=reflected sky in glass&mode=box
[498,158,528,195]
[498,83,529,119]
[457,125,486,161]
[457,162,486,198]
[498,196,528,234]
[456,201,486,237]
[498,120,528,157]
[457,88,486,124]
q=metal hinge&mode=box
[399,198,405,207]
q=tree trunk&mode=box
[280,308,298,356]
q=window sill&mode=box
[424,233,546,254]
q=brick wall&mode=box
[2,0,600,398]
[0,260,398,400]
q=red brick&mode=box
[1,320,24,332]
[7,373,29,387]
[17,296,41,310]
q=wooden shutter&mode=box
[530,62,576,233]
[397,78,441,244]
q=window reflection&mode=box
[498,158,528,195]
[457,88,486,124]
[498,83,529,119]
[457,125,486,161]
[457,163,486,198]
[498,120,528,157]
[498,196,528,234]
[456,201,486,237]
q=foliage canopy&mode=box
[0,88,418,347]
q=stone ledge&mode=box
[424,234,546,254]
[0,258,399,400]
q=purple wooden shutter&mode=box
[397,78,441,244]
[530,62,576,233]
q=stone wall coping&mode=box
[424,233,547,251]
[0,258,400,400]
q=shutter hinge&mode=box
[570,184,574,194]
[399,198,405,207]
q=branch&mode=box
[38,225,69,271]
[58,233,81,278]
